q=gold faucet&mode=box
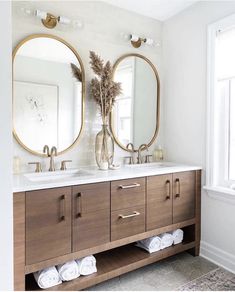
[126,143,135,164]
[43,145,58,171]
[137,144,149,164]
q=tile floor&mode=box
[87,252,219,291]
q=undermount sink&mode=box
[125,162,176,169]
[24,169,92,182]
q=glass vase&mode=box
[95,124,114,170]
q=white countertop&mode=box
[13,162,202,193]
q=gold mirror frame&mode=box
[12,34,85,157]
[110,53,160,152]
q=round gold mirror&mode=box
[13,34,85,156]
[110,53,160,152]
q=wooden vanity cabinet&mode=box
[72,182,110,251]
[14,169,200,291]
[147,174,173,230]
[173,171,195,223]
[25,187,72,265]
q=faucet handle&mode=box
[124,156,134,165]
[60,160,72,171]
[145,155,153,163]
[28,162,42,173]
[137,156,141,164]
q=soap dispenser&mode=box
[153,145,164,161]
[13,156,21,174]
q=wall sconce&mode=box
[17,6,83,30]
[121,33,160,48]
[35,10,83,29]
[130,34,154,48]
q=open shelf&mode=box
[26,240,195,291]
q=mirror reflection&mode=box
[13,35,84,155]
[111,54,160,151]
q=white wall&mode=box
[12,1,163,171]
[0,2,13,291]
[163,1,235,272]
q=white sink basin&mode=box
[125,162,176,169]
[24,169,92,182]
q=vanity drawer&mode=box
[111,205,145,241]
[111,177,145,211]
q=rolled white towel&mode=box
[57,260,80,282]
[34,266,62,289]
[136,242,159,253]
[136,236,161,253]
[76,255,97,276]
[159,233,174,250]
[140,236,161,250]
[171,229,184,245]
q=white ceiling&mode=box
[102,0,199,21]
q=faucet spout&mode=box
[49,146,57,172]
[43,145,57,171]
[126,143,134,152]
[43,145,50,156]
[126,143,135,164]
[137,144,149,164]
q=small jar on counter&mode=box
[153,146,164,161]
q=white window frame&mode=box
[114,58,135,145]
[205,13,235,201]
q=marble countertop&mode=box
[13,162,202,193]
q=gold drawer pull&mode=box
[175,178,181,198]
[118,183,140,189]
[119,211,140,219]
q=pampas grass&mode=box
[89,51,122,124]
[71,63,82,82]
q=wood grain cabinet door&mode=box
[72,182,110,252]
[173,171,196,223]
[14,192,25,291]
[147,174,173,230]
[26,187,72,265]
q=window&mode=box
[207,14,235,192]
[113,59,134,146]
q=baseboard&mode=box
[200,241,235,274]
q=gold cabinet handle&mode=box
[175,178,180,198]
[166,179,171,200]
[76,192,82,218]
[60,195,66,221]
[119,211,140,219]
[118,183,140,189]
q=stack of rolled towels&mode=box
[33,255,97,289]
[136,229,184,254]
